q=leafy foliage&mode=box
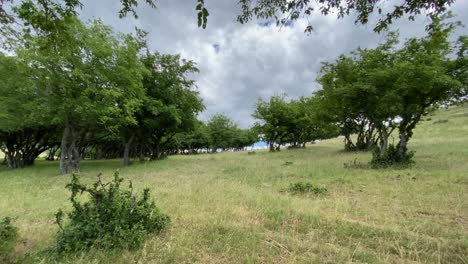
[1,0,455,33]
[0,217,18,262]
[253,95,338,151]
[371,144,415,168]
[55,172,169,253]
[237,0,455,33]
[287,182,327,195]
[317,14,466,164]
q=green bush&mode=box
[288,182,327,195]
[371,144,414,168]
[0,217,18,262]
[55,172,170,253]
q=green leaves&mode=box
[196,0,209,29]
[55,172,169,253]
[317,17,465,162]
[253,94,337,150]
[0,216,18,262]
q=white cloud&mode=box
[80,0,468,127]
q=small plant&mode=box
[247,151,256,155]
[287,182,327,195]
[0,217,18,262]
[282,161,294,166]
[343,158,368,169]
[370,144,414,168]
[55,172,170,253]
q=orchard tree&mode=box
[206,114,238,152]
[121,51,204,166]
[317,15,466,165]
[0,54,58,168]
[316,33,400,152]
[384,16,464,162]
[253,95,293,151]
[287,96,339,148]
[14,4,147,174]
[231,127,258,151]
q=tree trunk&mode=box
[60,124,81,175]
[379,128,389,159]
[59,125,69,175]
[139,144,146,162]
[398,128,407,159]
[269,142,274,152]
[344,133,355,151]
[123,134,135,167]
[47,146,58,161]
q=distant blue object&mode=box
[253,141,267,147]
[252,141,268,150]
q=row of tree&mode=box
[1,2,466,171]
[317,15,467,163]
[0,2,258,173]
[253,95,338,151]
[252,14,467,164]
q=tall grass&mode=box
[1,105,467,263]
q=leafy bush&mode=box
[371,144,414,168]
[55,172,170,253]
[0,217,18,262]
[287,182,327,195]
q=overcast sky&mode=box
[80,0,468,127]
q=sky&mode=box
[80,0,468,128]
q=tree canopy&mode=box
[317,14,466,164]
[0,0,458,33]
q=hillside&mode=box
[0,104,467,263]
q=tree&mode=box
[386,16,464,161]
[287,96,338,148]
[253,95,338,151]
[231,127,258,151]
[316,34,400,152]
[13,6,146,174]
[317,15,466,164]
[121,51,204,165]
[206,114,238,152]
[0,53,58,168]
[253,95,293,151]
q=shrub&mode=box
[55,172,170,253]
[370,144,414,168]
[247,151,256,155]
[287,182,327,195]
[282,161,294,166]
[0,217,18,262]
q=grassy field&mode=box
[1,105,467,263]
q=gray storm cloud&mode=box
[80,0,468,127]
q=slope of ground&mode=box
[0,105,467,263]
